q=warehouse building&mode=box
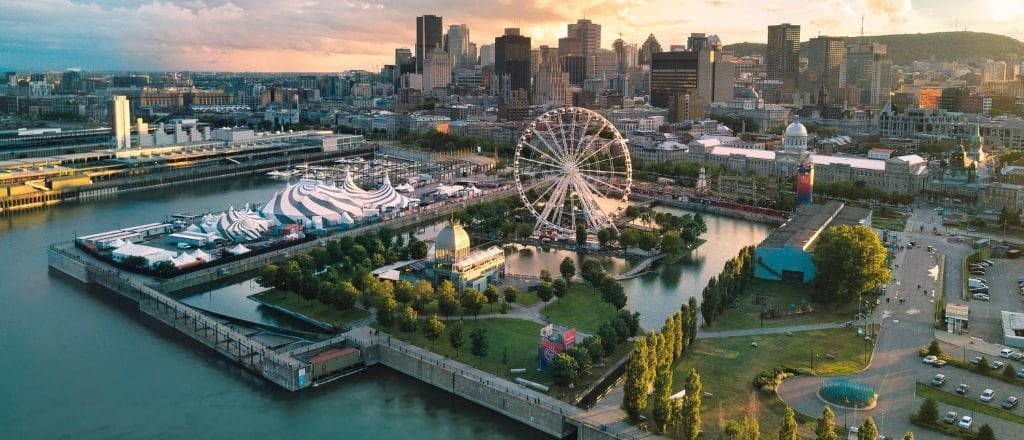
[753,201,872,283]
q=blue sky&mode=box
[2,0,1022,72]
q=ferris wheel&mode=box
[513,107,632,236]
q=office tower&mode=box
[467,43,478,66]
[805,36,845,100]
[478,44,495,66]
[534,53,569,106]
[650,51,699,108]
[558,37,582,57]
[588,49,619,81]
[4,72,15,87]
[395,48,416,89]
[566,19,601,59]
[60,69,82,93]
[445,24,472,68]
[639,34,662,65]
[846,42,892,108]
[494,28,531,98]
[423,47,453,94]
[561,55,587,86]
[416,15,443,73]
[687,33,709,52]
[298,75,318,89]
[112,95,131,149]
[767,23,800,95]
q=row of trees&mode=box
[700,246,756,326]
[622,300,700,435]
[913,398,996,440]
[815,180,915,206]
[579,258,628,309]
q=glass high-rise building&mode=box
[767,23,800,96]
[495,28,531,98]
[805,36,845,100]
[416,15,443,74]
[445,24,472,68]
[112,95,131,149]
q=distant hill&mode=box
[723,31,1024,65]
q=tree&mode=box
[902,432,914,440]
[336,281,360,310]
[469,328,489,365]
[1004,362,1018,380]
[815,406,838,440]
[412,280,434,312]
[549,353,579,386]
[976,355,990,373]
[536,282,555,303]
[679,368,702,440]
[621,338,650,422]
[460,288,487,317]
[483,284,500,305]
[778,406,798,440]
[438,289,460,317]
[422,314,445,346]
[448,321,465,355]
[580,258,606,291]
[857,417,878,440]
[540,269,553,283]
[811,225,891,305]
[599,279,628,309]
[408,238,428,259]
[927,339,942,356]
[564,347,593,378]
[913,398,938,425]
[722,417,760,440]
[377,296,398,327]
[503,286,518,304]
[576,223,588,246]
[659,231,686,259]
[394,280,415,303]
[651,367,674,432]
[553,278,569,299]
[976,424,996,440]
[560,257,576,281]
[398,305,418,332]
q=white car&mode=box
[923,355,938,364]
[980,389,995,402]
[1000,348,1016,358]
[958,415,973,429]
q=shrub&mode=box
[752,366,804,394]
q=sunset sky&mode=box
[4,0,1024,72]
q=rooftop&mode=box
[759,201,870,250]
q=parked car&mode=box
[933,359,947,368]
[972,293,991,301]
[991,361,1005,370]
[942,411,958,424]
[1002,396,1020,409]
[923,355,938,364]
[981,259,994,266]
[958,415,973,429]
[970,270,987,276]
[980,389,995,402]
[970,356,983,365]
[955,383,970,395]
[1000,348,1016,358]
[932,374,947,386]
[1013,352,1024,361]
[1017,368,1024,378]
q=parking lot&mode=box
[920,345,1024,428]
[965,258,1024,342]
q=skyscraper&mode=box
[112,95,131,149]
[445,24,472,68]
[805,36,845,100]
[766,23,800,96]
[423,47,452,95]
[846,42,892,108]
[687,33,709,52]
[395,48,416,90]
[416,15,443,74]
[566,19,601,59]
[650,51,699,108]
[494,28,531,99]
[638,34,662,65]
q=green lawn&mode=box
[418,299,505,317]
[251,289,370,329]
[916,382,1024,425]
[873,209,907,231]
[541,284,619,333]
[515,290,542,307]
[373,317,632,400]
[670,328,872,438]
[707,278,859,331]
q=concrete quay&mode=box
[343,327,662,440]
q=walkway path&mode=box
[614,255,663,281]
[696,322,848,339]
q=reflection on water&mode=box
[178,277,325,333]
[503,244,633,276]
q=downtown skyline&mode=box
[3,0,1024,72]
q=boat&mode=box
[266,170,295,178]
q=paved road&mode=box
[777,205,1021,439]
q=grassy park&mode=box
[540,284,620,333]
[251,289,370,329]
[375,317,632,399]
[706,279,858,331]
[514,290,542,307]
[672,328,872,437]
[872,209,907,231]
